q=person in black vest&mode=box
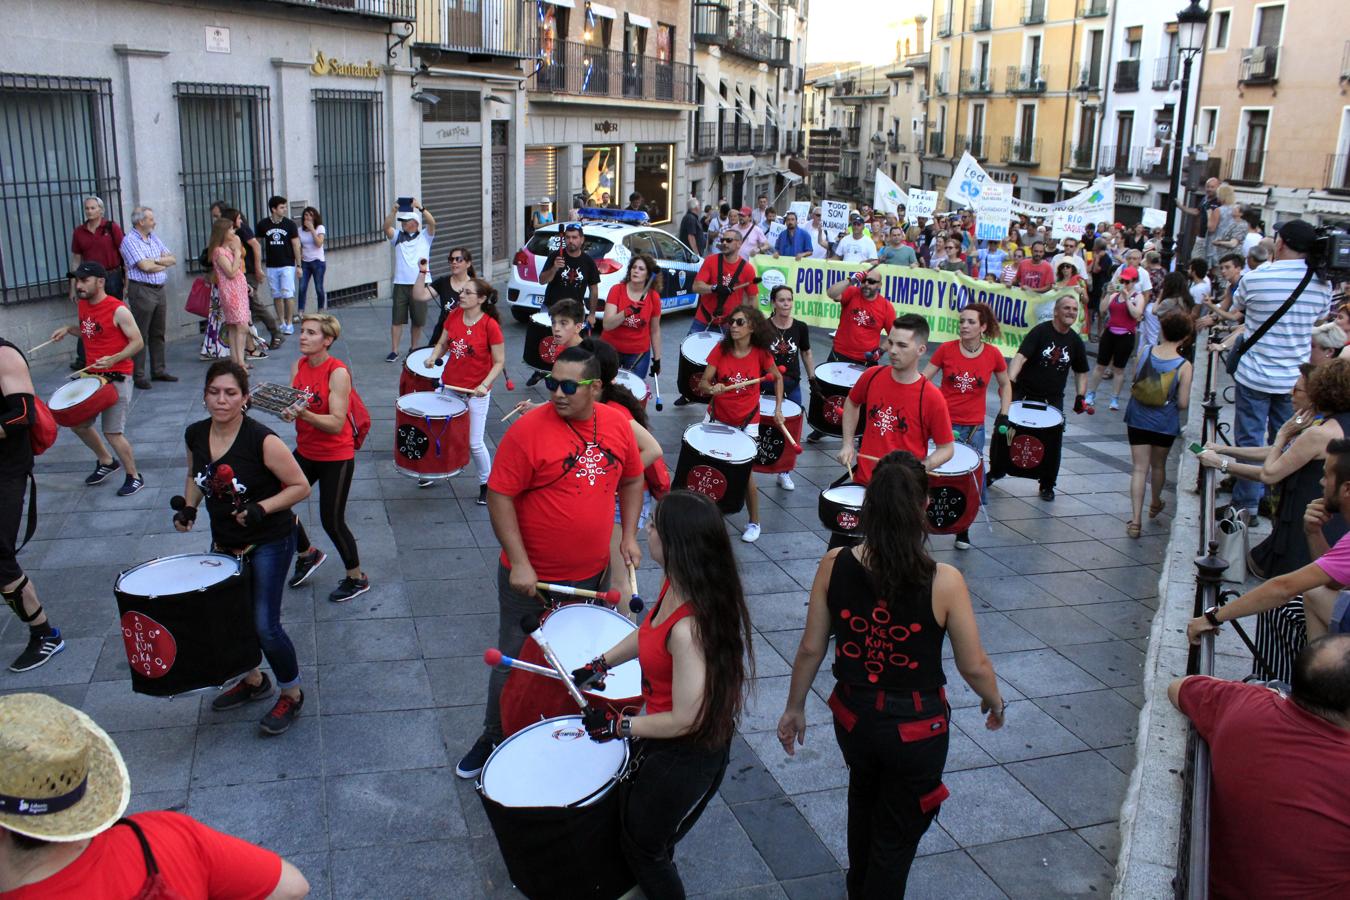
[777,451,1005,898]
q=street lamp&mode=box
[1161,0,1210,269]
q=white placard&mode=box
[1141,207,1167,229]
[821,200,850,236]
[974,184,1011,243]
[907,189,938,219]
[787,200,812,222]
[205,26,231,54]
[944,151,991,209]
[1051,207,1087,241]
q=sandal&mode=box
[1126,520,1141,539]
[1149,499,1165,519]
[247,349,269,360]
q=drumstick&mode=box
[441,383,480,395]
[67,364,97,378]
[25,337,59,355]
[651,364,663,412]
[626,562,644,615]
[501,401,530,423]
[519,614,590,712]
[535,583,621,605]
[482,648,564,682]
[777,421,800,450]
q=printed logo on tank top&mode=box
[622,305,644,329]
[80,316,103,339]
[565,443,619,487]
[852,307,878,329]
[837,602,926,682]
[448,337,474,360]
[771,332,799,366]
[1040,343,1072,371]
[951,369,984,394]
[193,462,249,501]
[867,404,907,436]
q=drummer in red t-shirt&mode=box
[457,345,645,780]
[601,252,663,379]
[805,264,898,442]
[699,305,784,543]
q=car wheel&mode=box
[510,306,534,324]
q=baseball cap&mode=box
[1119,266,1139,281]
[563,222,584,234]
[1277,220,1317,254]
[849,213,864,224]
[739,206,752,217]
[67,261,108,280]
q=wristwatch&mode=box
[1220,458,1229,475]
[619,717,633,738]
[1203,606,1222,627]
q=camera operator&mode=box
[1221,220,1333,519]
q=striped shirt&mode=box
[1232,260,1331,393]
[120,229,171,286]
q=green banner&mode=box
[750,255,1080,355]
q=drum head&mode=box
[397,391,468,419]
[822,484,867,507]
[480,715,628,808]
[50,377,102,410]
[1009,401,1064,429]
[117,553,241,597]
[680,332,720,366]
[404,348,445,379]
[759,396,803,418]
[684,423,757,463]
[530,311,553,327]
[541,605,641,699]
[815,362,865,389]
[615,369,648,401]
[932,442,981,475]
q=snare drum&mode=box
[400,347,445,396]
[753,397,804,474]
[479,715,634,900]
[818,482,866,535]
[677,332,721,402]
[523,311,564,372]
[673,422,758,513]
[988,400,1065,482]
[808,362,867,435]
[114,553,260,697]
[499,603,643,739]
[614,369,649,408]
[926,442,983,534]
[49,375,118,427]
[394,391,470,480]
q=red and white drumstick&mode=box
[536,583,621,605]
[719,366,787,393]
[519,613,590,711]
[482,647,563,682]
[777,421,800,450]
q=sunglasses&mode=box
[728,317,750,326]
[719,237,739,244]
[449,256,466,262]
[544,376,597,395]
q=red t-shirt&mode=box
[78,296,133,374]
[70,219,126,271]
[706,344,777,427]
[694,254,757,324]
[1014,259,1055,291]
[832,286,896,362]
[847,369,954,484]
[291,355,355,461]
[0,811,282,900]
[601,283,661,354]
[488,403,642,581]
[1178,677,1350,899]
[928,341,1008,426]
[439,309,504,390]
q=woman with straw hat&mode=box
[0,692,309,897]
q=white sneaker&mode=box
[777,473,795,491]
[741,522,762,543]
[1109,396,1120,411]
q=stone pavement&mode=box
[1,299,1167,898]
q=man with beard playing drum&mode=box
[806,263,896,443]
[457,345,645,780]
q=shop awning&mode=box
[788,157,809,177]
[749,161,778,177]
[780,169,803,184]
[627,13,652,28]
[589,3,617,18]
[1234,187,1270,207]
[541,0,574,7]
[699,74,732,109]
[1060,178,1089,193]
[720,155,754,173]
[1308,195,1350,216]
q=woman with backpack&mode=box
[1123,312,1194,538]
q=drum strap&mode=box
[711,257,747,324]
[2,576,38,623]
[422,414,454,457]
[17,474,37,553]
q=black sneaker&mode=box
[476,484,488,506]
[9,628,65,672]
[288,548,327,588]
[259,690,304,735]
[116,474,145,496]
[672,396,691,407]
[85,460,120,485]
[526,371,545,387]
[329,576,371,603]
[806,429,824,443]
[211,672,273,711]
[456,733,498,779]
[385,352,399,363]
[1039,487,1056,502]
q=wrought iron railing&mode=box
[414,0,535,57]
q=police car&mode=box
[506,208,702,322]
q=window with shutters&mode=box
[313,89,385,248]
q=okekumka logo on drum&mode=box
[836,510,859,531]
[551,726,587,741]
[824,395,845,425]
[687,464,728,501]
[1010,435,1046,469]
[120,611,177,678]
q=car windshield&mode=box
[525,231,615,259]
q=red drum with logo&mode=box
[113,553,260,697]
[399,347,445,396]
[49,374,118,427]
[479,715,634,900]
[808,362,866,435]
[818,483,866,534]
[925,442,983,535]
[394,391,470,480]
[673,423,758,513]
[988,400,1065,482]
[614,369,649,408]
[677,332,721,403]
[753,397,804,474]
[523,311,565,372]
[499,603,642,738]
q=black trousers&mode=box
[293,453,360,571]
[620,738,729,900]
[1009,385,1064,492]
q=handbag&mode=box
[185,277,211,318]
[1215,507,1249,584]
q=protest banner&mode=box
[1051,207,1087,241]
[873,169,906,215]
[787,200,812,222]
[907,189,938,219]
[945,152,991,208]
[974,184,1011,243]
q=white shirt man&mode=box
[833,219,877,265]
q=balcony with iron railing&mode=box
[533,41,694,104]
[960,68,993,94]
[832,68,890,100]
[1153,54,1180,90]
[1008,64,1047,93]
[1002,136,1040,166]
[835,175,861,196]
[719,121,752,153]
[1226,147,1266,185]
[956,133,988,160]
[1097,144,1132,176]
[693,2,789,66]
[1021,0,1046,25]
[936,14,951,37]
[415,0,534,57]
[927,131,946,156]
[268,0,414,20]
[784,130,805,155]
[1098,144,1174,179]
[693,121,718,158]
[1327,153,1350,193]
[967,0,992,31]
[844,125,862,146]
[1114,58,1140,92]
[888,136,902,152]
[1081,0,1108,16]
[693,1,728,44]
[933,72,950,95]
[1067,142,1096,172]
[1239,46,1279,84]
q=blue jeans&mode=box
[773,377,803,407]
[617,349,651,379]
[299,259,326,310]
[687,318,722,337]
[249,532,301,688]
[1232,382,1293,513]
[951,423,989,504]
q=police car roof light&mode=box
[577,207,649,226]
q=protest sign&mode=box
[945,152,991,208]
[974,184,1012,243]
[873,169,906,215]
[1051,207,1087,241]
[1141,207,1167,229]
[787,201,812,222]
[821,200,849,237]
[907,189,938,219]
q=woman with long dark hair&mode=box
[175,361,312,735]
[698,303,784,543]
[601,252,663,378]
[777,451,1004,897]
[298,206,326,311]
[426,246,476,347]
[573,489,753,899]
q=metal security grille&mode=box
[420,146,482,279]
[314,89,386,248]
[175,82,273,270]
[0,73,122,305]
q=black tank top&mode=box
[185,415,293,548]
[0,338,35,479]
[827,548,947,691]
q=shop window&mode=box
[583,144,621,207]
[634,144,673,225]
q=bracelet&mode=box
[1220,458,1230,474]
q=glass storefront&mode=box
[582,144,621,208]
[634,143,673,224]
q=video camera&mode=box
[1309,222,1350,281]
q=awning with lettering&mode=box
[627,13,652,28]
[589,2,616,18]
[1233,187,1270,207]
[720,155,754,173]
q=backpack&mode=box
[332,360,371,450]
[1130,353,1179,408]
